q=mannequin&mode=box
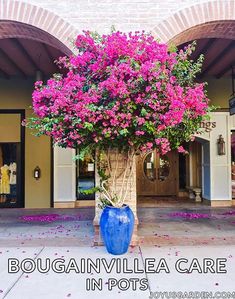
[9,162,17,204]
[0,164,10,202]
[9,162,17,185]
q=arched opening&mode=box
[0,0,77,52]
[0,21,71,80]
[169,20,235,46]
[152,1,235,43]
[138,16,235,207]
[0,20,73,208]
[175,22,234,207]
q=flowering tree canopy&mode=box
[28,31,209,157]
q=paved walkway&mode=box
[0,206,234,298]
[1,206,235,247]
[138,205,235,246]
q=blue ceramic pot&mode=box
[100,205,134,255]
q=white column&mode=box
[197,112,231,205]
[209,112,231,202]
[53,146,76,207]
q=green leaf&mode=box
[140,108,147,116]
[78,186,100,195]
[84,122,94,131]
[119,128,129,136]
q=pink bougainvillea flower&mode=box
[25,31,209,157]
[20,214,60,223]
[169,212,211,219]
[177,146,188,154]
[24,31,210,207]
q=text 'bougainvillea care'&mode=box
[26,30,209,207]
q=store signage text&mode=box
[200,121,216,132]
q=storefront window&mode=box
[0,111,24,208]
[0,143,19,206]
[76,154,95,200]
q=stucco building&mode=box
[0,0,235,229]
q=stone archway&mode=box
[168,21,235,46]
[152,0,235,44]
[0,20,72,55]
[0,0,78,53]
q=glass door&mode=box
[0,111,24,208]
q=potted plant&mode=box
[26,30,209,255]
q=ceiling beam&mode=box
[11,38,45,77]
[0,48,27,78]
[41,43,61,72]
[193,38,217,62]
[216,50,235,78]
[0,67,10,79]
[199,41,235,78]
[41,43,54,63]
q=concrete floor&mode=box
[0,205,235,247]
[0,205,235,298]
[138,205,235,246]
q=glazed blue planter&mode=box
[100,205,134,255]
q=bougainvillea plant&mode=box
[26,30,209,208]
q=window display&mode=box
[0,110,23,208]
[0,144,18,205]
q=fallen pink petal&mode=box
[168,212,211,219]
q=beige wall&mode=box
[205,76,231,109]
[0,114,21,142]
[0,78,51,208]
[189,141,202,188]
